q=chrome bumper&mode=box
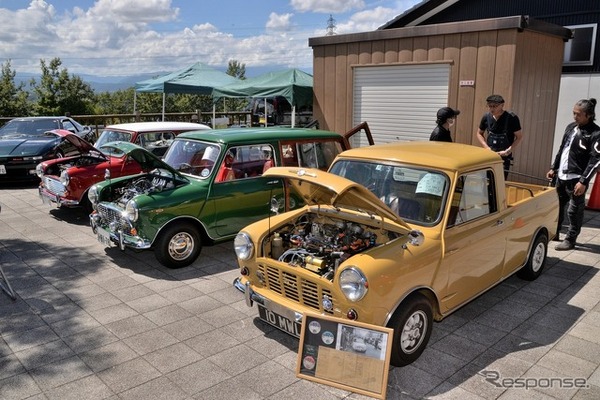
[89,212,152,251]
[232,277,303,323]
[39,186,78,207]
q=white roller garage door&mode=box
[353,64,450,144]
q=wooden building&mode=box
[379,0,600,176]
[309,16,571,182]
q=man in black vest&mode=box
[547,98,600,251]
[476,94,523,179]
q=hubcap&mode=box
[400,310,427,354]
[531,242,545,272]
[168,232,194,261]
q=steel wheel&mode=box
[517,233,547,281]
[389,293,433,366]
[167,231,195,261]
[400,310,428,354]
[154,222,202,268]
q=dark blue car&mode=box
[0,116,94,182]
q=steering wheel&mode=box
[178,162,192,172]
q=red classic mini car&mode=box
[37,122,210,211]
[37,130,143,211]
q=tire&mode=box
[154,222,201,268]
[517,233,548,281]
[388,293,433,367]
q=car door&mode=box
[212,144,284,237]
[438,169,507,313]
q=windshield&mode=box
[162,139,221,178]
[329,160,449,225]
[95,130,133,147]
[0,119,59,137]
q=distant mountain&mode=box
[14,65,312,93]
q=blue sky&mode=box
[0,0,421,78]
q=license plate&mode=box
[96,226,113,247]
[0,165,5,174]
[258,304,301,337]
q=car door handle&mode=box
[267,180,280,185]
[495,219,504,226]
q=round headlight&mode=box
[234,232,254,260]
[124,200,139,222]
[339,267,368,302]
[88,185,98,205]
[36,163,44,178]
[60,170,69,185]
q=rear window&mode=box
[0,119,59,136]
[96,130,133,147]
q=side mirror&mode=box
[270,196,280,215]
[407,230,424,247]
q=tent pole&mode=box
[264,98,267,127]
[133,91,137,114]
[291,105,296,128]
[212,104,216,129]
[162,93,166,121]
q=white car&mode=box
[352,338,367,352]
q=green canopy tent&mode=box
[212,68,313,127]
[134,62,239,124]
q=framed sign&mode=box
[296,312,393,399]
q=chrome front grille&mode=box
[42,176,66,196]
[259,263,334,314]
[97,203,127,228]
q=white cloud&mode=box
[266,12,293,32]
[0,0,417,77]
[290,0,365,14]
[335,6,406,34]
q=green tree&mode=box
[30,58,95,116]
[94,88,136,115]
[222,59,248,113]
[227,59,246,80]
[0,59,30,117]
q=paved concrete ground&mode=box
[1,185,599,400]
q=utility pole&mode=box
[326,14,336,36]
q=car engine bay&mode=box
[263,212,398,281]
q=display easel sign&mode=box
[296,312,393,399]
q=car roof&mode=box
[104,121,210,132]
[176,127,344,144]
[8,116,70,121]
[336,141,501,172]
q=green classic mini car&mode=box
[89,126,373,268]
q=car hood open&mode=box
[100,141,184,178]
[262,167,412,232]
[49,129,106,158]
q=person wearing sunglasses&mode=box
[476,94,523,178]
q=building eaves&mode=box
[310,16,572,48]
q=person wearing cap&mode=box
[476,94,523,178]
[430,107,460,142]
[546,98,600,251]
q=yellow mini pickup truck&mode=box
[233,142,559,367]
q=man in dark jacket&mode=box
[547,98,600,251]
[430,107,460,142]
[476,94,523,179]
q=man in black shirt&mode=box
[430,107,460,142]
[547,98,600,251]
[476,94,523,178]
